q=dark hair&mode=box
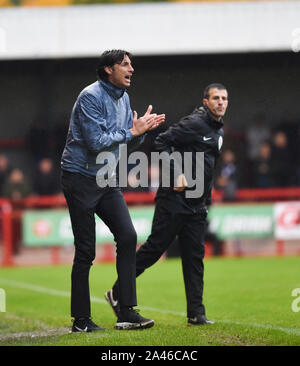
[96,49,133,81]
[203,83,227,99]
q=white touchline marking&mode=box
[1,279,299,336]
[0,328,71,341]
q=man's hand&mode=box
[130,105,165,137]
[174,173,188,192]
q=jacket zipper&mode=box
[116,99,121,129]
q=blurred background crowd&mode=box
[1,109,300,202]
[215,111,300,200]
[0,0,299,204]
[0,0,299,264]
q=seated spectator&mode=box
[275,111,299,161]
[0,154,12,196]
[270,131,294,187]
[252,141,273,188]
[215,149,238,201]
[2,168,31,201]
[32,158,60,195]
[246,113,270,161]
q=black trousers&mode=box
[61,170,137,318]
[113,199,207,318]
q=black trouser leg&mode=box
[178,213,206,318]
[112,200,179,299]
[61,171,99,318]
[96,188,138,307]
[111,199,208,318]
[62,171,138,317]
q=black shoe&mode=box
[188,314,214,326]
[71,317,105,333]
[105,289,121,318]
[115,307,155,330]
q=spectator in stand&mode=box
[215,149,238,201]
[245,113,270,161]
[2,168,31,201]
[0,154,12,196]
[252,141,273,188]
[275,111,299,162]
[32,157,60,196]
[270,131,294,187]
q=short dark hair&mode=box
[203,83,227,99]
[96,49,133,81]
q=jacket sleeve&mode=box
[154,115,198,152]
[78,93,134,153]
[154,116,199,185]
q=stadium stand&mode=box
[0,0,300,266]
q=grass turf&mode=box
[0,256,300,346]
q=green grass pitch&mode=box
[0,256,300,346]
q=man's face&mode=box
[203,88,228,121]
[105,54,134,89]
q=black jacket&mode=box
[154,106,224,213]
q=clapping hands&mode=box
[130,105,165,137]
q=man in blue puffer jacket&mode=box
[61,49,165,332]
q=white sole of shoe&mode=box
[104,291,120,318]
[187,320,215,326]
[114,320,154,330]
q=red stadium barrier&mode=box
[1,186,300,266]
[11,185,300,209]
[235,187,300,201]
[0,198,14,267]
[212,187,300,202]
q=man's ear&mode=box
[203,98,208,106]
[104,66,113,76]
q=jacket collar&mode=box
[99,80,125,100]
[194,106,224,130]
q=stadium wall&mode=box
[0,1,299,59]
[2,194,300,266]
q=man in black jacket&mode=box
[105,83,228,325]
